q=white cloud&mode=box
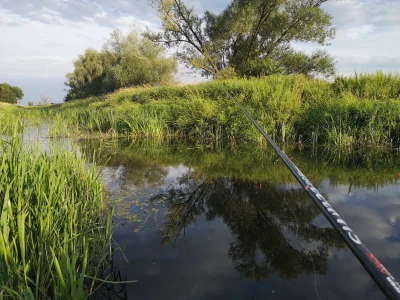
[27,7,63,24]
[1,0,400,103]
[347,24,376,39]
[0,56,74,78]
[94,11,107,19]
[336,56,400,75]
[0,9,27,26]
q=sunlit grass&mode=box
[0,122,115,299]
[333,71,400,100]
[0,103,22,132]
[26,72,400,148]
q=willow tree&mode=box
[148,0,336,78]
[0,83,23,104]
[65,29,177,101]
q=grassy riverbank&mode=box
[30,72,400,148]
[0,124,114,299]
[0,103,21,128]
[0,102,19,114]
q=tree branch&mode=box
[245,1,279,63]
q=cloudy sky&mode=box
[1,0,399,104]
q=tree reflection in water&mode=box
[156,171,346,281]
[78,138,400,284]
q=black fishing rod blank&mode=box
[228,93,400,300]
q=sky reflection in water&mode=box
[81,139,400,300]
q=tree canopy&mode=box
[64,29,178,101]
[0,83,24,104]
[148,0,336,78]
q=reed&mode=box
[0,103,24,134]
[332,71,400,100]
[27,72,400,148]
[0,122,114,299]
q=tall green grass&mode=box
[297,97,400,147]
[332,71,400,100]
[33,75,319,143]
[0,122,115,299]
[0,103,24,133]
[30,72,400,148]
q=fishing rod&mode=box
[227,92,400,300]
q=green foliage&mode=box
[37,75,315,143]
[332,71,400,100]
[297,98,400,147]
[0,122,114,299]
[149,0,335,78]
[65,29,177,101]
[32,72,400,148]
[0,102,20,115]
[243,49,335,78]
[0,103,24,133]
[65,49,111,101]
[0,83,24,104]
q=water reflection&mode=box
[81,138,400,189]
[90,262,128,300]
[79,138,400,299]
[159,174,345,280]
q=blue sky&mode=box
[0,0,399,104]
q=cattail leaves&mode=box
[0,122,114,299]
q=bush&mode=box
[64,29,177,101]
[0,83,23,104]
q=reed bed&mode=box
[0,122,114,299]
[0,103,24,134]
[29,72,400,148]
[332,71,400,100]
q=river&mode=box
[78,138,400,300]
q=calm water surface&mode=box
[80,139,400,300]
